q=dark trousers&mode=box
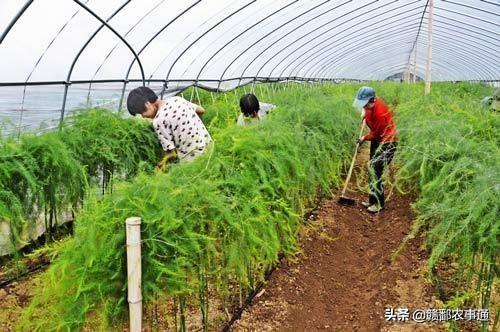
[369,141,397,207]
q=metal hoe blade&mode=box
[338,196,355,206]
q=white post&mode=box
[403,62,409,83]
[126,217,142,332]
[425,0,434,95]
[413,44,417,83]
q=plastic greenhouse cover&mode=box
[0,0,498,134]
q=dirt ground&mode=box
[0,270,45,331]
[232,149,448,332]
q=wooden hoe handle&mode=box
[340,120,366,197]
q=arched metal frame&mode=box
[161,0,257,95]
[95,2,166,79]
[435,5,500,28]
[432,20,498,46]
[434,12,498,36]
[258,0,422,79]
[145,0,272,82]
[296,11,496,80]
[293,24,426,79]
[117,0,203,111]
[276,5,426,79]
[60,0,133,125]
[287,21,422,79]
[241,0,356,80]
[337,52,487,82]
[478,0,500,7]
[310,32,422,79]
[319,37,496,81]
[405,0,429,69]
[0,0,498,134]
[0,0,35,44]
[442,0,499,16]
[277,3,498,80]
[267,1,499,81]
[218,0,332,90]
[316,36,419,77]
[331,58,460,83]
[72,0,145,84]
[85,0,168,103]
[16,0,91,136]
[379,56,488,82]
[305,26,498,81]
[2,0,497,87]
[260,0,417,79]
[317,25,499,80]
[194,0,299,83]
[322,43,495,81]
[178,0,296,83]
[344,58,476,83]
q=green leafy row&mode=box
[7,82,497,330]
[20,86,358,330]
[392,83,498,315]
[0,109,162,250]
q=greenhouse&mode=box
[0,0,498,331]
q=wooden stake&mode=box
[126,217,142,332]
[425,0,434,95]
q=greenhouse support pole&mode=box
[413,44,417,83]
[125,217,142,332]
[0,0,34,44]
[118,80,128,112]
[59,83,70,129]
[425,0,433,95]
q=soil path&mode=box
[232,149,446,332]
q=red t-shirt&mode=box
[363,99,397,143]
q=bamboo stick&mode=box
[126,217,142,332]
[195,86,201,105]
[425,0,434,95]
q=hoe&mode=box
[338,120,366,206]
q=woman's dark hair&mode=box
[239,93,260,117]
[127,86,158,115]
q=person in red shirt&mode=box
[353,87,397,213]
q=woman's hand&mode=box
[155,150,178,172]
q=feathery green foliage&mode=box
[0,109,161,250]
[20,132,85,239]
[61,108,162,187]
[20,86,358,330]
[0,139,38,248]
[393,83,498,314]
[3,82,497,330]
